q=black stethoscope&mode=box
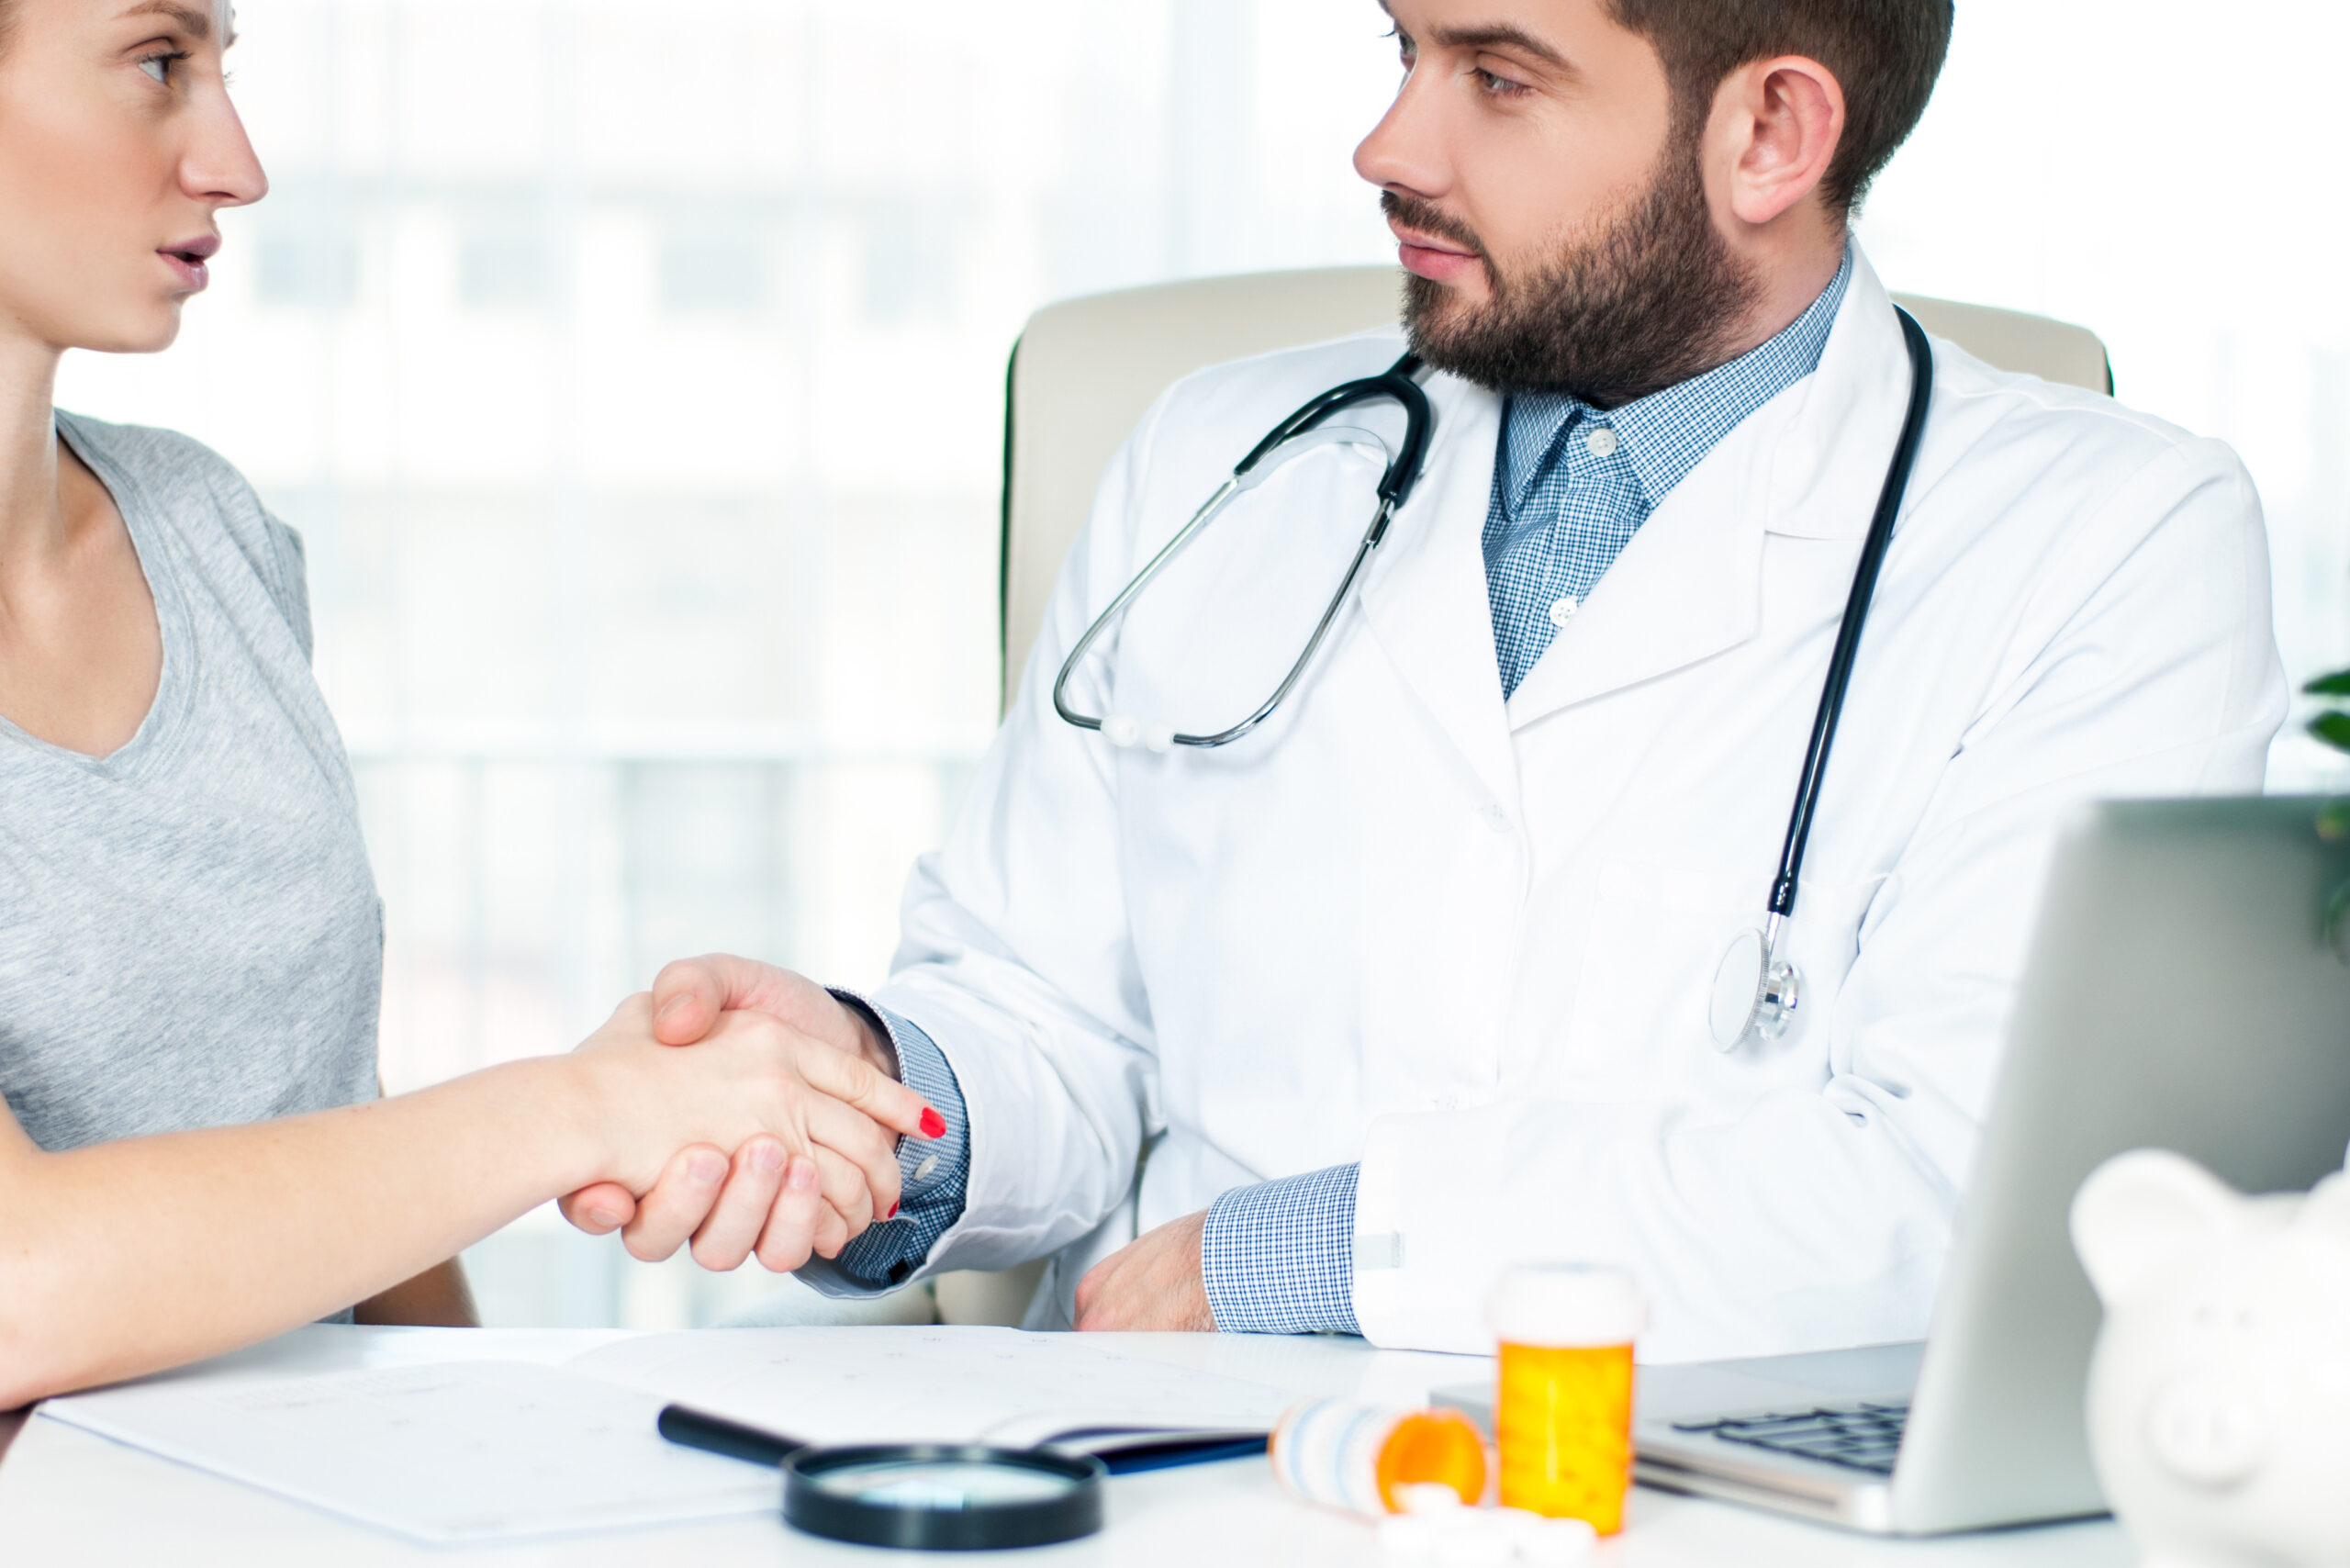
[1056,308,1935,1053]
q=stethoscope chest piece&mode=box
[1709,927,1800,1052]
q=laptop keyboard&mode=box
[1669,1401,1908,1476]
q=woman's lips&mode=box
[159,236,220,294]
[159,251,210,292]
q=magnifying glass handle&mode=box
[659,1405,809,1468]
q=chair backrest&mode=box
[997,265,2113,713]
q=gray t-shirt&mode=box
[0,413,380,1152]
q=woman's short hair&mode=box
[1606,0,1954,212]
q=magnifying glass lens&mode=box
[813,1460,1076,1509]
[785,1444,1107,1550]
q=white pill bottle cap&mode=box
[1487,1264,1648,1348]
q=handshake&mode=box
[549,955,942,1275]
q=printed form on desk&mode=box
[35,1327,1304,1545]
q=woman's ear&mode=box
[1708,53,1845,229]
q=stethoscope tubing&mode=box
[1053,354,1431,749]
[1765,307,1935,924]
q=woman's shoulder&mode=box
[56,410,316,660]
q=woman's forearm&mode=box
[0,1057,595,1406]
[0,999,929,1407]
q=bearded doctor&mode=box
[570,0,2284,1360]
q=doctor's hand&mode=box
[556,995,929,1271]
[1073,1210,1216,1332]
[559,955,925,1267]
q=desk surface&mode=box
[0,1327,2127,1566]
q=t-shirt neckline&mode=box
[0,415,200,780]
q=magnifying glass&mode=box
[787,1444,1103,1551]
[659,1405,1105,1551]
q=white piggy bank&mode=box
[2070,1148,2350,1568]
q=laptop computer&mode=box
[1438,796,2350,1534]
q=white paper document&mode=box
[573,1325,1299,1450]
[39,1359,777,1544]
[37,1326,1298,1544]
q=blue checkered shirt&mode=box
[818,252,1853,1328]
[795,994,972,1294]
[1487,248,1852,694]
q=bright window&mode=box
[56,0,2344,1324]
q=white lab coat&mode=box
[871,251,2285,1360]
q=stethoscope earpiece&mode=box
[1102,715,1177,754]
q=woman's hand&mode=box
[562,994,935,1271]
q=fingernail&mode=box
[751,1142,785,1175]
[688,1151,726,1184]
[919,1107,946,1139]
[656,994,691,1026]
[887,1200,901,1219]
[788,1159,818,1191]
[587,1206,622,1227]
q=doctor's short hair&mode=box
[1605,0,1954,212]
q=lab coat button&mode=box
[912,1155,939,1181]
[1584,425,1619,458]
[1548,596,1579,628]
[1483,804,1514,834]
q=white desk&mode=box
[0,1327,2127,1565]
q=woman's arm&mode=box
[355,1260,479,1328]
[0,998,932,1407]
[352,1074,482,1328]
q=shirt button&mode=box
[1483,804,1514,834]
[1548,596,1579,628]
[912,1155,939,1181]
[1583,425,1618,458]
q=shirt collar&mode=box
[1499,243,1854,520]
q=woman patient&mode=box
[0,0,923,1407]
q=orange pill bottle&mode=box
[1269,1399,1488,1518]
[1488,1265,1647,1535]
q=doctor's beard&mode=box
[1391,136,1763,409]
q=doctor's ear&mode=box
[2070,1148,2244,1305]
[1706,54,1845,230]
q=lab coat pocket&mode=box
[1560,860,1754,1087]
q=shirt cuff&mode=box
[1201,1163,1362,1336]
[798,992,971,1294]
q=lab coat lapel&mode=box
[1355,374,1518,808]
[1501,248,1913,729]
[1763,252,1914,542]
[1499,422,1771,727]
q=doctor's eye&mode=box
[138,50,190,85]
[1474,65,1532,99]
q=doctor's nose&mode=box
[1354,68,1449,199]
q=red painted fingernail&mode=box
[887,1201,901,1219]
[920,1108,946,1139]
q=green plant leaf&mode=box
[2327,879,2350,960]
[2306,668,2350,697]
[2311,711,2350,755]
